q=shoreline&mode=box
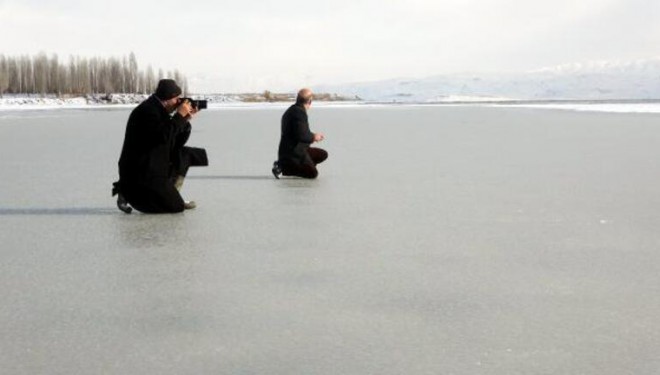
[2,95,660,113]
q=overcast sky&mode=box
[1,0,659,93]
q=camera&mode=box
[179,97,208,110]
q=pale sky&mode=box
[1,0,659,93]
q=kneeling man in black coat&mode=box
[272,88,327,179]
[112,79,208,213]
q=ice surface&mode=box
[1,106,660,374]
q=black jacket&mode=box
[118,95,191,183]
[278,104,314,165]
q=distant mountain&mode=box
[314,58,660,102]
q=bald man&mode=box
[272,88,328,179]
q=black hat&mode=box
[155,79,182,100]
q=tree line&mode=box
[0,52,188,96]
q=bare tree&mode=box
[145,65,156,94]
[9,58,22,93]
[0,54,9,97]
[128,52,139,93]
[182,77,189,96]
[89,57,100,94]
[57,64,70,95]
[48,54,60,94]
[69,56,79,94]
[76,57,91,95]
[20,55,34,94]
[0,53,190,95]
[33,52,49,95]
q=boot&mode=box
[271,161,282,179]
[112,182,132,214]
[116,194,133,214]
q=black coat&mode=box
[278,104,314,165]
[118,95,206,183]
[114,95,207,213]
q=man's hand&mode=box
[313,132,325,142]
[177,100,194,119]
[188,107,199,119]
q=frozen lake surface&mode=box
[1,105,660,374]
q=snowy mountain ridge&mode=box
[531,57,660,75]
[314,58,660,102]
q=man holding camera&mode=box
[272,88,327,179]
[112,79,208,213]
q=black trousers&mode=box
[281,147,328,179]
[174,146,208,177]
[114,146,207,214]
[120,177,184,214]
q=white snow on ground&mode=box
[3,96,660,113]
